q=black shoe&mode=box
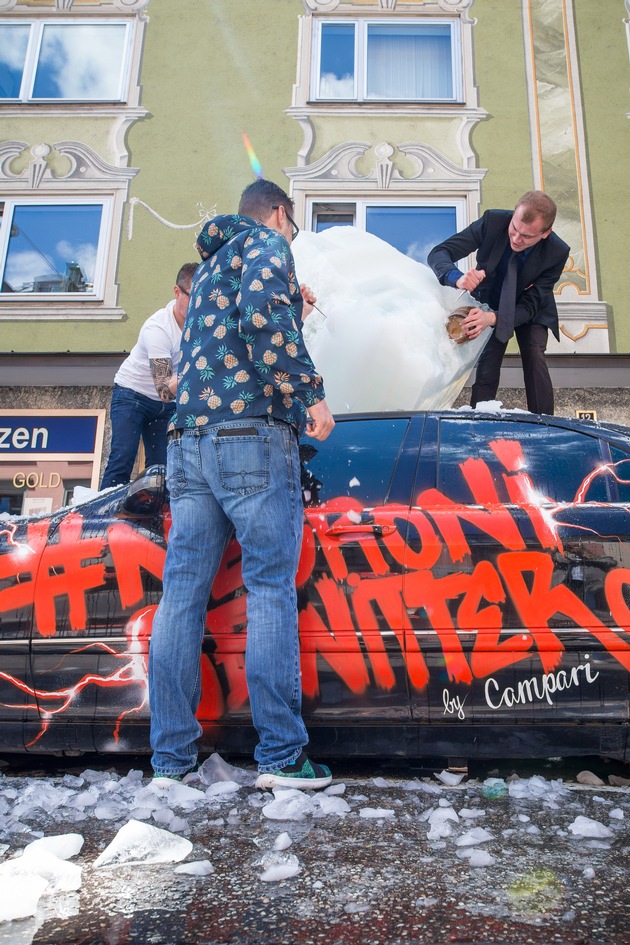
[255,751,332,790]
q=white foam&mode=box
[292,227,489,414]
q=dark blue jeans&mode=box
[100,384,175,489]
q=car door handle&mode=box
[325,523,397,537]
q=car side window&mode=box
[609,446,630,502]
[437,419,609,504]
[300,418,409,507]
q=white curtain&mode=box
[366,25,452,100]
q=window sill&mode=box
[0,305,127,321]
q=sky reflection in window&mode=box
[33,24,127,100]
[0,25,30,98]
[366,206,457,263]
[2,204,102,294]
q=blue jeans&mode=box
[100,384,175,489]
[148,416,308,776]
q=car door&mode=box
[297,414,423,721]
[406,413,630,731]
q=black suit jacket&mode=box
[427,209,570,341]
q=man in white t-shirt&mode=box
[100,262,197,489]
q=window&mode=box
[311,200,462,263]
[0,20,131,103]
[609,447,630,502]
[436,419,610,505]
[313,19,461,103]
[0,199,112,298]
[300,418,409,507]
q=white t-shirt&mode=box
[114,299,182,401]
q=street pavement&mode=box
[0,754,629,945]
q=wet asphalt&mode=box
[0,754,629,945]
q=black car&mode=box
[1,410,630,762]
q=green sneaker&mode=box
[255,751,332,790]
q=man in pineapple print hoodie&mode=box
[149,180,335,790]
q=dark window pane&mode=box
[319,23,355,98]
[436,419,608,504]
[1,204,102,294]
[33,24,126,100]
[0,25,30,98]
[300,418,408,507]
[366,205,457,262]
[609,447,630,502]
[315,213,355,233]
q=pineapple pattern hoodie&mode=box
[171,214,326,437]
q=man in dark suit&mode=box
[428,191,569,415]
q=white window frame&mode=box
[310,17,463,104]
[0,18,134,104]
[0,197,113,301]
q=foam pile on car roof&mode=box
[292,227,489,413]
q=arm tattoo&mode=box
[150,358,175,402]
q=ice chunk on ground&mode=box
[205,780,241,798]
[0,849,81,893]
[174,859,215,876]
[148,780,206,807]
[507,775,567,802]
[459,808,485,820]
[23,833,84,860]
[93,819,193,867]
[258,852,301,883]
[314,794,351,816]
[434,770,465,786]
[323,782,346,796]
[455,827,494,847]
[426,806,458,839]
[359,808,396,819]
[198,752,256,787]
[567,816,614,840]
[272,832,292,851]
[466,848,496,867]
[0,874,48,922]
[583,867,595,879]
[262,789,316,821]
[292,227,489,413]
[93,802,122,820]
[609,808,624,820]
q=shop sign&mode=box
[0,414,100,454]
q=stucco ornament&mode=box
[374,142,395,189]
[302,0,342,13]
[112,0,151,10]
[0,0,17,10]
[436,0,476,23]
[0,140,137,187]
[29,144,51,189]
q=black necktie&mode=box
[495,251,518,344]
